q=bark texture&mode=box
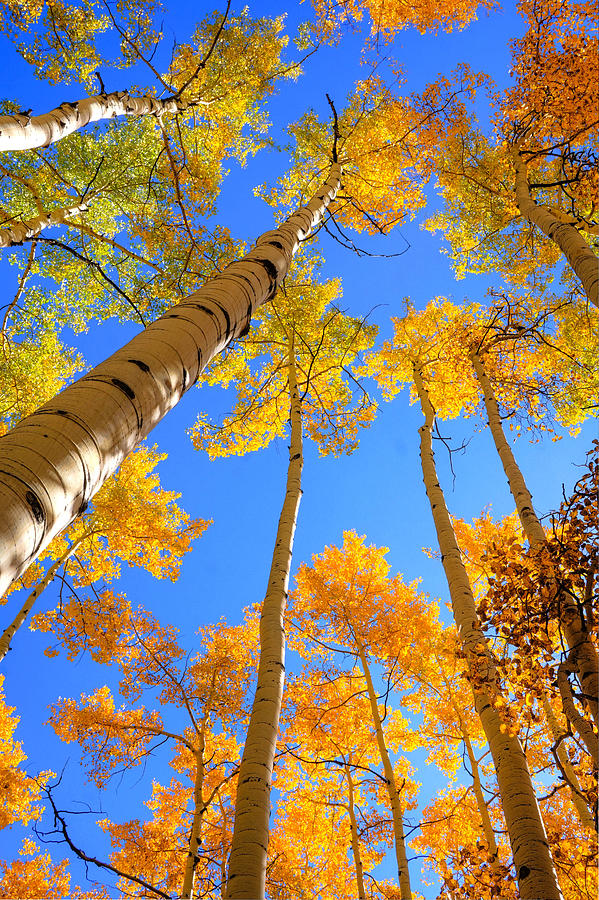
[225,338,304,899]
[0,91,184,152]
[0,537,82,662]
[0,164,341,599]
[181,746,206,898]
[512,146,599,309]
[470,348,599,725]
[345,763,367,900]
[358,647,412,899]
[542,693,597,832]
[414,365,562,900]
[0,202,88,247]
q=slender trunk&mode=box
[218,793,228,899]
[0,535,85,661]
[413,365,562,900]
[0,202,88,247]
[345,762,366,900]
[470,348,599,724]
[225,337,303,899]
[181,743,206,899]
[0,164,341,599]
[557,660,598,765]
[357,647,412,898]
[542,693,597,832]
[0,91,186,152]
[453,704,500,861]
[511,146,598,309]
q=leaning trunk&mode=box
[413,364,562,900]
[0,164,341,598]
[0,535,85,662]
[470,348,599,724]
[0,91,185,152]
[358,647,412,898]
[512,146,598,309]
[542,693,597,832]
[0,202,88,248]
[225,337,303,899]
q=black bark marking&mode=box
[128,358,150,373]
[181,368,188,392]
[25,490,45,525]
[254,257,279,299]
[78,500,89,515]
[111,378,136,401]
[518,865,531,880]
[267,239,283,250]
[188,304,223,339]
[238,320,251,338]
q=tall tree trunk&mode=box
[470,348,599,725]
[511,146,598,309]
[0,91,186,152]
[357,646,412,899]
[0,534,85,661]
[345,762,367,900]
[181,742,206,899]
[0,164,341,599]
[449,695,500,862]
[0,202,89,247]
[413,364,562,900]
[225,335,303,899]
[541,693,597,832]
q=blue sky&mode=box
[0,0,595,895]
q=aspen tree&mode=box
[0,93,186,153]
[225,333,304,899]
[0,201,89,247]
[412,365,562,899]
[511,147,599,309]
[345,760,367,900]
[469,346,599,724]
[0,163,341,598]
[191,263,375,898]
[292,533,422,898]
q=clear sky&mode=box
[0,0,595,895]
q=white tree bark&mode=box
[357,647,412,899]
[414,365,562,900]
[542,693,597,833]
[0,92,185,153]
[470,348,599,725]
[0,535,85,662]
[225,336,303,899]
[512,147,599,309]
[0,164,341,599]
[345,762,367,900]
[0,202,88,247]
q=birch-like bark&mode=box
[0,164,341,599]
[357,647,412,899]
[345,762,367,900]
[413,365,562,900]
[470,348,599,724]
[0,202,88,247]
[0,534,85,661]
[450,699,500,862]
[512,146,599,309]
[557,661,599,765]
[542,693,597,832]
[181,744,206,899]
[225,336,303,899]
[0,92,185,153]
